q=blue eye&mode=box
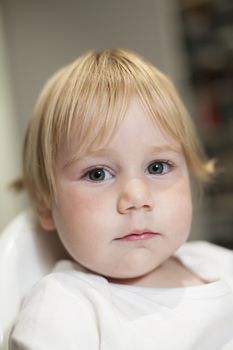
[83,168,113,182]
[147,161,171,175]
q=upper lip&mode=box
[115,229,158,240]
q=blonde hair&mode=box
[14,48,214,211]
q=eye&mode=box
[83,167,113,182]
[147,161,172,175]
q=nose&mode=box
[117,178,154,214]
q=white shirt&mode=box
[9,241,233,350]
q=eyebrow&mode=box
[63,144,182,169]
[149,145,182,153]
[86,144,181,157]
[62,149,114,169]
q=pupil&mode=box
[150,162,163,173]
[90,169,104,180]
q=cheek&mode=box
[160,178,193,233]
[57,185,106,215]
[172,194,192,230]
[52,187,118,269]
[52,187,112,245]
[174,190,192,236]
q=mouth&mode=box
[115,230,159,242]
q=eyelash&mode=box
[81,160,174,183]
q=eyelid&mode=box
[81,164,113,175]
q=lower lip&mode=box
[116,232,157,242]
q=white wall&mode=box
[2,0,193,134]
[0,6,26,231]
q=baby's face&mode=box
[43,99,192,281]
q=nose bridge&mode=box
[118,177,154,213]
[127,178,148,199]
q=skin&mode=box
[39,99,203,288]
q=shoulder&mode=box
[9,260,108,349]
[176,241,233,282]
[18,259,110,314]
[179,240,233,261]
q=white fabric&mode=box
[9,241,233,350]
[0,211,67,349]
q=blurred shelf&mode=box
[179,0,233,248]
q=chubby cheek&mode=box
[165,181,192,242]
[52,186,112,261]
[55,185,106,223]
[154,174,192,245]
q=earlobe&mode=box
[37,209,56,231]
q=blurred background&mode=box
[0,0,232,246]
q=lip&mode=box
[115,230,158,242]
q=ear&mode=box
[37,209,56,231]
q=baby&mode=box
[9,49,233,349]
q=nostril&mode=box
[117,195,154,214]
[143,204,153,211]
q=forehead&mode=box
[109,99,181,148]
[56,98,182,168]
